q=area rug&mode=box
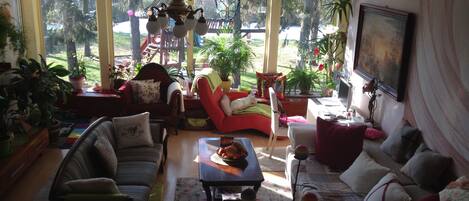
[255,147,286,172]
[174,177,292,201]
[59,123,89,149]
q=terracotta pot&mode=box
[220,80,232,94]
[69,76,85,92]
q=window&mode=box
[41,0,100,85]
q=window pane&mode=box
[41,0,100,85]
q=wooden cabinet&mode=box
[0,128,49,197]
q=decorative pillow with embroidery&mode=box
[128,80,153,103]
[112,112,153,149]
[135,81,161,104]
[439,176,469,201]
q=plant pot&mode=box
[0,135,12,158]
[221,80,232,94]
[48,120,61,147]
[69,76,85,92]
[322,88,334,97]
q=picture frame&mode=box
[353,4,414,102]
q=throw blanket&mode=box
[191,68,222,93]
[233,103,271,118]
[168,82,185,112]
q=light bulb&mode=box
[173,22,187,38]
[195,16,208,35]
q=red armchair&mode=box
[119,63,182,128]
[197,76,271,136]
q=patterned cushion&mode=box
[94,134,118,176]
[439,176,469,201]
[256,72,286,100]
[112,112,154,149]
[128,80,153,103]
[364,173,411,201]
[134,81,161,104]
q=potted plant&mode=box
[19,55,72,145]
[69,56,87,92]
[287,68,320,95]
[0,3,26,61]
[0,70,22,157]
[200,36,254,93]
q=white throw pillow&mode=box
[340,151,390,194]
[364,173,411,201]
[94,135,118,176]
[230,94,257,111]
[112,112,154,149]
[219,94,232,116]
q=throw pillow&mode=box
[65,178,120,194]
[112,112,154,149]
[380,123,422,163]
[400,149,452,190]
[134,81,161,104]
[128,80,154,103]
[94,135,118,177]
[364,173,412,201]
[364,127,386,140]
[340,151,390,194]
[219,94,232,116]
[316,117,367,170]
[439,176,469,201]
[230,94,257,111]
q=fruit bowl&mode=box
[216,142,248,165]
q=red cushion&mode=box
[315,117,367,170]
[364,128,386,140]
[418,194,439,201]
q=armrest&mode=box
[63,194,132,201]
[150,121,166,144]
[287,122,316,154]
[226,91,249,101]
[167,82,183,113]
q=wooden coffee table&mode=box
[198,138,264,201]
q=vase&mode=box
[69,76,85,92]
[221,80,232,94]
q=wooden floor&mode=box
[3,129,290,201]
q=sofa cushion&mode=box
[401,149,452,190]
[113,112,154,149]
[115,161,158,187]
[403,185,434,201]
[129,80,154,103]
[118,185,151,201]
[364,127,386,140]
[220,94,232,116]
[316,117,367,170]
[380,123,421,163]
[340,151,390,194]
[94,135,118,176]
[439,176,469,201]
[117,144,163,163]
[364,173,411,201]
[65,178,120,194]
[230,94,257,111]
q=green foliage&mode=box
[200,36,254,81]
[166,67,184,81]
[69,56,87,79]
[323,0,353,23]
[18,55,72,127]
[0,70,22,136]
[0,3,26,60]
[287,68,319,94]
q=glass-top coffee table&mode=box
[198,137,264,201]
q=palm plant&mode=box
[287,68,320,95]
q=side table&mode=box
[65,90,123,117]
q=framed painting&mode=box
[353,4,414,102]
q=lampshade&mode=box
[194,16,208,35]
[146,20,160,35]
[173,21,187,38]
[185,17,197,31]
[157,13,168,29]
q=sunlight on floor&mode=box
[263,172,293,199]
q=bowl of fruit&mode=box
[216,141,248,165]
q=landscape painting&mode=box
[354,4,413,101]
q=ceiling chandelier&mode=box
[146,0,209,38]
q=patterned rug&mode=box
[255,147,287,172]
[174,177,292,201]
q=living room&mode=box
[0,0,468,201]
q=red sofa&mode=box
[197,77,271,135]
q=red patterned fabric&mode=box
[364,128,386,140]
[316,117,367,170]
[418,194,439,201]
[256,72,286,100]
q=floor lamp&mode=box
[293,145,309,201]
